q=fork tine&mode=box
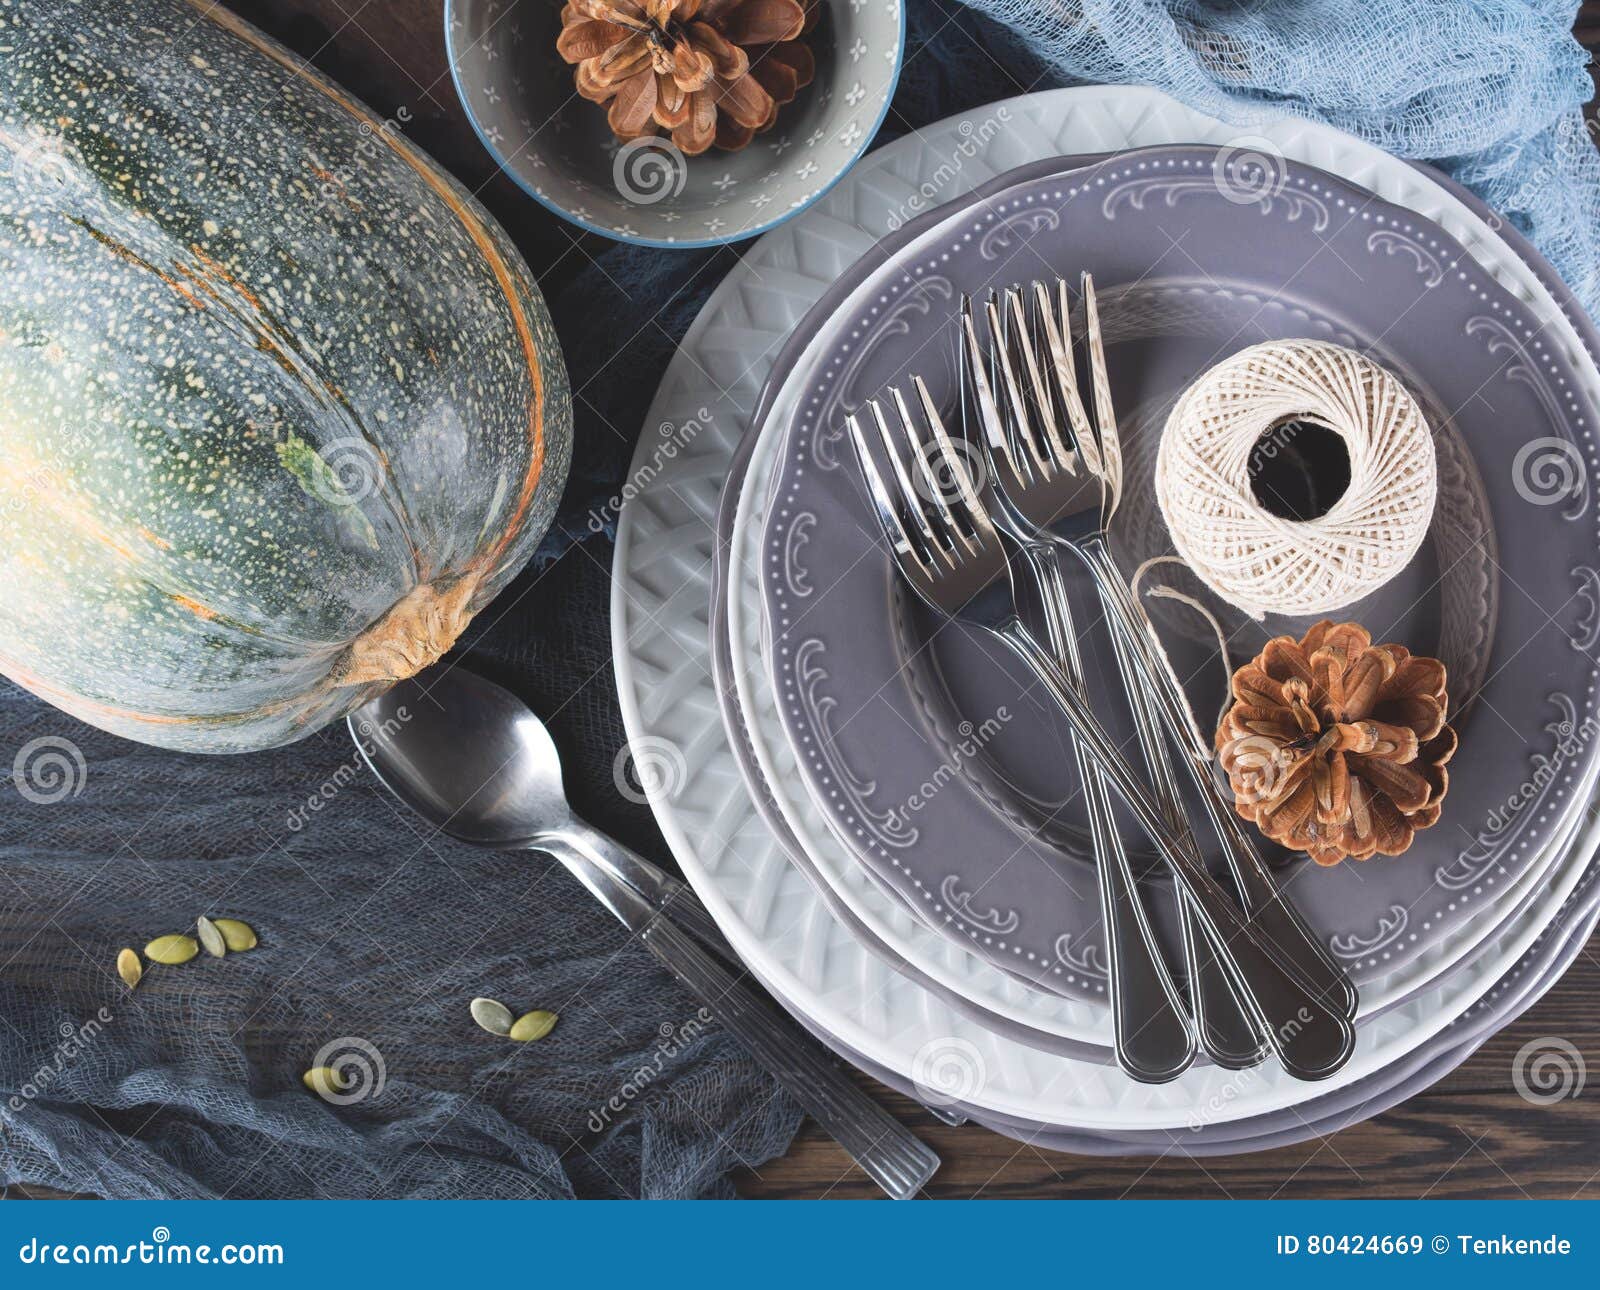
[845,409,935,577]
[912,375,995,544]
[870,395,951,568]
[1006,287,1073,479]
[1080,273,1124,505]
[891,385,979,557]
[960,295,1026,487]
[987,294,1048,483]
[1032,279,1099,480]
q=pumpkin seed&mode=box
[116,948,141,990]
[144,934,199,965]
[195,915,226,958]
[302,1066,347,1098]
[470,997,513,1036]
[509,1010,558,1043]
[213,918,257,951]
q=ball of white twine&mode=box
[1155,340,1437,620]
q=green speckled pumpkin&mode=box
[0,0,572,753]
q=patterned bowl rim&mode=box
[442,0,907,249]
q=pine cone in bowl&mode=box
[557,0,818,154]
[1216,620,1456,866]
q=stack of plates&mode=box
[613,86,1600,1152]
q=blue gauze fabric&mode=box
[954,0,1600,315]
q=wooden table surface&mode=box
[18,0,1599,1201]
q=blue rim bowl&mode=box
[444,0,905,249]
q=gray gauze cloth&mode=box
[0,551,800,1198]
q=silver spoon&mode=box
[350,663,939,1200]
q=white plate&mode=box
[613,85,1600,1128]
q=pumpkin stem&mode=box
[333,572,482,687]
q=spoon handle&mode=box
[538,824,940,1200]
[538,823,740,963]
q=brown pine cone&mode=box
[1216,620,1456,866]
[557,0,818,155]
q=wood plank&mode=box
[738,1090,1600,1198]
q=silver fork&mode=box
[844,387,1355,1081]
[979,274,1357,1026]
[963,290,1267,1071]
[870,390,1195,1083]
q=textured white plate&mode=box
[613,85,1600,1128]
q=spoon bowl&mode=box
[351,662,721,937]
[354,666,571,848]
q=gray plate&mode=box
[716,151,1597,1059]
[759,146,1600,1003]
[699,121,1600,1148]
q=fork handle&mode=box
[1015,546,1194,1083]
[537,824,940,1198]
[992,619,1355,1081]
[1099,600,1269,1071]
[1079,537,1358,1021]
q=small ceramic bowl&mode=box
[445,0,904,248]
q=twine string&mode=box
[1154,340,1437,620]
